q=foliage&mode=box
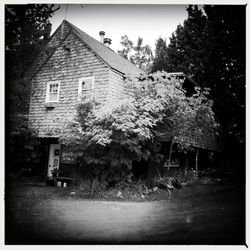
[151,5,245,171]
[6,4,58,114]
[76,178,108,197]
[6,5,58,174]
[203,5,245,147]
[158,5,208,84]
[118,35,153,72]
[60,72,216,182]
[8,115,41,174]
[126,72,216,151]
[51,167,60,178]
[60,97,161,183]
[151,37,168,73]
[152,176,182,190]
[117,35,133,60]
[75,178,154,200]
[5,5,57,53]
[113,181,151,199]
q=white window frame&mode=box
[78,76,95,101]
[45,81,60,103]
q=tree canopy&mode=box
[203,5,245,144]
[151,5,245,171]
[118,35,153,72]
[152,5,208,84]
[60,72,216,182]
[6,4,58,174]
[151,37,168,73]
[6,4,58,115]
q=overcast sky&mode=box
[50,4,189,54]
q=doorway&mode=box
[47,144,60,177]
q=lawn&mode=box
[5,176,245,245]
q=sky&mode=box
[49,4,189,54]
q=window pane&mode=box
[82,79,92,91]
[47,82,59,102]
[49,83,58,93]
[49,93,58,102]
[79,79,93,101]
[53,84,58,93]
[82,82,86,91]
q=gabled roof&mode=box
[63,20,143,76]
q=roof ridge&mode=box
[62,19,143,75]
[64,20,108,49]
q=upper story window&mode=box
[78,77,94,101]
[46,81,60,102]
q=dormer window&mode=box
[46,81,60,102]
[78,77,94,101]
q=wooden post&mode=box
[168,138,173,171]
[195,149,199,177]
[155,165,162,178]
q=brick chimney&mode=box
[99,31,105,43]
[104,38,112,48]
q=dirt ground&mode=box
[5,177,245,245]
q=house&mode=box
[27,20,222,182]
[27,20,143,180]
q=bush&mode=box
[151,176,182,190]
[60,72,216,187]
[8,115,41,176]
[76,178,108,198]
[74,178,157,200]
[114,181,150,199]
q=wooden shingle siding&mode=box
[25,22,72,80]
[108,69,127,103]
[190,134,224,152]
[18,22,72,115]
[29,33,110,137]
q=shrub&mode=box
[74,178,157,200]
[60,72,216,184]
[8,115,41,175]
[151,176,182,190]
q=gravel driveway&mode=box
[5,179,245,244]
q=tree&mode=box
[151,37,168,73]
[203,5,245,143]
[203,5,246,174]
[118,36,153,72]
[8,116,41,174]
[117,35,133,60]
[151,5,245,174]
[6,4,59,114]
[6,5,58,174]
[60,72,216,183]
[160,5,208,85]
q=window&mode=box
[46,81,60,102]
[78,77,94,101]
